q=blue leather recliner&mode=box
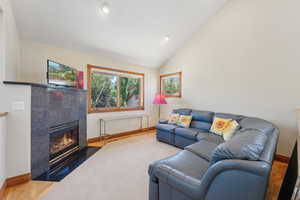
[149,108,279,200]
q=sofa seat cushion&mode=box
[196,131,224,144]
[175,128,199,140]
[150,150,209,181]
[156,124,177,132]
[185,140,218,161]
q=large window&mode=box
[87,65,144,113]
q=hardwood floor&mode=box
[267,161,288,200]
[3,181,54,200]
[3,131,288,200]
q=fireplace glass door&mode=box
[49,121,79,162]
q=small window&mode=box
[88,65,144,113]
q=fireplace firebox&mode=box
[49,121,80,166]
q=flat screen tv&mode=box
[47,60,77,87]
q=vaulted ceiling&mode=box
[11,0,227,68]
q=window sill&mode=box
[88,107,144,114]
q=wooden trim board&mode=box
[87,65,144,76]
[275,154,290,163]
[0,111,8,198]
[6,173,31,187]
[87,127,155,143]
[0,173,31,198]
[0,180,7,200]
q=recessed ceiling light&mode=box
[164,35,170,42]
[98,2,110,16]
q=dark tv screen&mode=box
[47,60,77,87]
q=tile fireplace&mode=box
[29,85,100,181]
[3,81,100,182]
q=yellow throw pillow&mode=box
[176,115,192,128]
[222,120,240,141]
[210,117,232,136]
[168,113,180,124]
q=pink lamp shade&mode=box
[153,94,167,104]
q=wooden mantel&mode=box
[0,112,8,117]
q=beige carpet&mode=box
[41,134,180,200]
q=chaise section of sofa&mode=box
[150,109,279,200]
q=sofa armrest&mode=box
[159,119,168,124]
[201,159,270,184]
[151,164,202,199]
[199,159,271,200]
[148,153,179,180]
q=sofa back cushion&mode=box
[185,140,219,161]
[215,112,244,122]
[259,128,279,164]
[210,129,268,165]
[239,117,275,135]
[190,110,214,131]
[173,108,192,116]
[191,110,214,122]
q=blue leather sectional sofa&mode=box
[149,109,279,200]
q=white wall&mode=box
[0,0,20,82]
[160,0,300,157]
[0,0,22,183]
[4,85,31,178]
[19,40,159,139]
[0,1,5,187]
[0,0,20,110]
[0,1,4,82]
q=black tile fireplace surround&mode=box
[27,83,89,180]
[3,81,100,181]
